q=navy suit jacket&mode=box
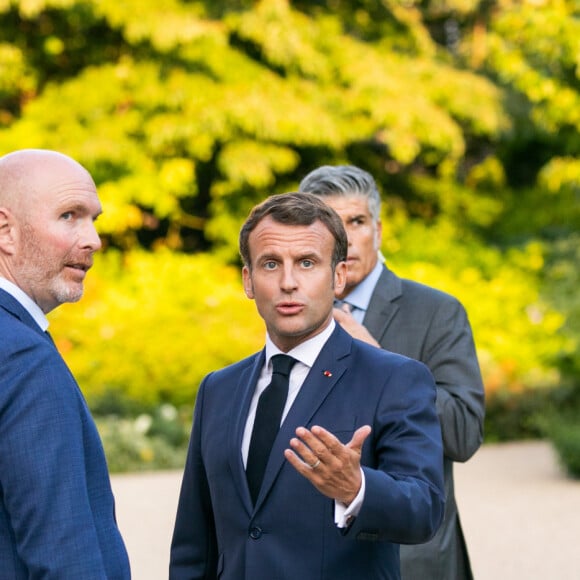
[170,324,445,580]
[0,289,130,579]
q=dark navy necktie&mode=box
[246,354,296,504]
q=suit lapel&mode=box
[253,326,353,510]
[227,351,266,513]
[363,266,402,343]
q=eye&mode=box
[264,261,277,270]
[60,211,74,220]
[301,259,314,268]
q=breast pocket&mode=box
[306,412,358,445]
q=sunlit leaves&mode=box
[1,0,578,402]
[48,250,264,407]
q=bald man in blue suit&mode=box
[170,192,444,580]
[0,150,130,579]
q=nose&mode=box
[81,220,102,252]
[280,264,298,292]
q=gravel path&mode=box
[111,441,580,580]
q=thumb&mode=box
[347,425,372,454]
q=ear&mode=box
[0,207,16,255]
[334,260,347,296]
[242,265,255,299]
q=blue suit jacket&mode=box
[0,289,130,579]
[170,325,445,580]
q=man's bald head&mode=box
[0,149,94,216]
[0,149,102,313]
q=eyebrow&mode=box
[59,202,102,217]
[257,251,321,263]
[346,213,367,222]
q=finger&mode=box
[309,425,344,456]
[332,308,353,323]
[288,436,319,467]
[284,448,321,475]
[347,425,372,454]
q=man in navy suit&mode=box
[170,192,445,580]
[0,149,131,578]
[299,165,485,580]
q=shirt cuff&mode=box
[334,468,365,528]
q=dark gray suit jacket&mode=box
[363,266,485,580]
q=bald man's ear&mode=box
[0,207,16,254]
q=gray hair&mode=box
[298,165,382,221]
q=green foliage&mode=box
[483,388,554,443]
[96,404,190,473]
[0,0,578,445]
[541,234,580,377]
[548,418,580,479]
[0,0,513,258]
[48,250,264,409]
[386,221,569,393]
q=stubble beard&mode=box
[18,225,85,309]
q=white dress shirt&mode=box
[241,319,364,527]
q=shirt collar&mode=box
[0,277,49,331]
[342,259,383,312]
[265,318,336,370]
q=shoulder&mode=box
[0,309,52,364]
[334,322,432,381]
[202,351,262,384]
[374,265,465,311]
[344,337,436,407]
[0,314,76,407]
[392,275,468,322]
[400,276,461,306]
[352,335,431,374]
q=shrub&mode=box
[96,404,191,473]
[483,387,556,442]
[548,419,580,479]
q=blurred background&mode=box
[1,0,578,476]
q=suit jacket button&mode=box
[249,526,263,540]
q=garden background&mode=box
[1,0,578,474]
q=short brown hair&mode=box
[239,191,347,270]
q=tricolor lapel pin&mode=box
[323,370,332,377]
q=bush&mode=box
[96,404,191,473]
[548,419,580,479]
[483,387,556,442]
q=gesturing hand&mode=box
[284,424,372,506]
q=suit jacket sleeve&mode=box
[421,296,485,462]
[0,339,121,578]
[345,353,445,545]
[170,374,218,580]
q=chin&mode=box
[54,283,84,305]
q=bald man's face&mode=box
[0,151,102,313]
